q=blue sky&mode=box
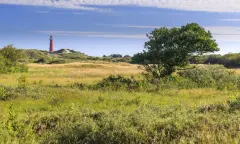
[1,0,240,56]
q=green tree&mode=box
[0,45,22,65]
[110,54,122,58]
[142,23,219,79]
[0,45,28,74]
[131,53,147,64]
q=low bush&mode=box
[67,75,153,92]
[93,75,150,92]
[0,86,19,101]
[37,105,240,144]
[154,75,198,89]
[198,97,240,113]
[0,86,7,100]
[178,65,240,90]
[2,105,36,143]
[34,58,50,64]
[0,45,28,74]
[48,59,71,64]
[69,83,87,90]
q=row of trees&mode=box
[103,54,131,58]
[189,53,240,68]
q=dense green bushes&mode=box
[0,45,28,74]
[69,75,152,92]
[178,65,240,90]
[93,75,150,91]
[66,65,240,92]
[190,53,240,68]
[1,66,240,143]
[198,96,240,113]
[4,97,240,144]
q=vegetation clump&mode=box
[133,23,219,79]
[178,65,240,90]
[0,45,28,74]
[190,53,240,68]
[93,75,149,91]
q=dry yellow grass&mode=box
[0,62,143,85]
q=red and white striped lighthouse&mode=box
[49,35,54,53]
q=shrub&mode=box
[69,83,87,90]
[178,65,240,89]
[0,86,7,100]
[0,45,28,74]
[93,75,149,91]
[34,58,48,64]
[3,105,35,143]
[0,86,18,101]
[158,75,198,89]
[48,59,71,64]
[17,76,28,91]
[198,97,240,113]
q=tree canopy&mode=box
[0,45,28,74]
[135,23,219,79]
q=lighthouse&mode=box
[49,35,54,53]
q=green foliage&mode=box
[131,53,146,64]
[178,65,240,90]
[198,97,240,113]
[0,86,19,101]
[21,49,89,64]
[0,45,23,63]
[158,75,198,89]
[93,75,150,91]
[190,53,240,68]
[109,54,123,58]
[34,57,50,64]
[0,45,28,74]
[30,100,240,143]
[48,59,71,64]
[59,52,88,60]
[124,55,131,58]
[2,60,240,143]
[3,105,35,143]
[141,23,219,79]
[0,86,7,100]
[69,83,87,90]
[17,76,28,90]
[1,77,240,143]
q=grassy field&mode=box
[1,62,240,143]
[0,62,142,86]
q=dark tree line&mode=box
[189,53,240,68]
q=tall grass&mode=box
[0,62,240,143]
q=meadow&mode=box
[0,62,142,85]
[1,62,240,143]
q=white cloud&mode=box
[0,0,112,12]
[2,0,240,12]
[36,25,240,41]
[37,30,146,39]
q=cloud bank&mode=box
[2,0,240,12]
[37,26,240,42]
[37,31,146,39]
